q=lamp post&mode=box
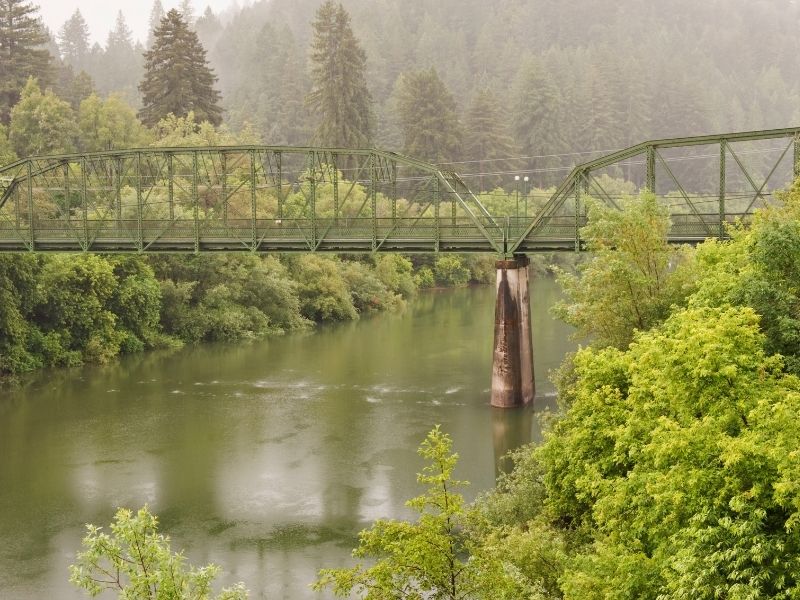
[514,175,520,220]
[523,175,530,218]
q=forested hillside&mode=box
[43,0,800,189]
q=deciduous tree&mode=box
[70,506,248,599]
[9,77,77,157]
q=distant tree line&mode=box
[6,0,799,190]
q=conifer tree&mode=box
[0,0,52,124]
[138,9,222,127]
[394,68,462,163]
[464,87,518,190]
[510,56,566,184]
[98,11,141,101]
[146,0,164,49]
[179,0,195,25]
[58,9,90,73]
[306,1,372,148]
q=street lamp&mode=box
[523,176,530,218]
[514,175,520,220]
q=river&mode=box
[0,279,574,599]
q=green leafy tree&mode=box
[138,9,223,127]
[9,77,78,156]
[394,68,462,163]
[78,93,151,152]
[552,192,693,349]
[306,1,372,148]
[0,254,41,374]
[33,254,121,365]
[291,255,358,322]
[542,306,800,599]
[0,121,16,165]
[0,0,52,123]
[434,255,470,287]
[688,180,800,376]
[464,87,517,190]
[70,505,248,599]
[314,426,535,599]
[57,9,91,74]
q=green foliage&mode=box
[70,505,248,599]
[688,182,800,376]
[78,93,151,152]
[0,0,51,124]
[314,426,537,599]
[139,9,222,127]
[414,266,435,289]
[306,0,372,148]
[291,255,358,322]
[0,255,42,374]
[0,122,16,165]
[434,255,470,287]
[393,68,462,163]
[9,77,78,156]
[340,259,403,314]
[541,306,800,598]
[151,112,258,148]
[35,255,121,364]
[552,192,693,348]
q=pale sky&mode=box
[37,0,246,46]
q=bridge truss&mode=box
[0,127,798,255]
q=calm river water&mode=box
[0,279,573,599]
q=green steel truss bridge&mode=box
[0,127,798,256]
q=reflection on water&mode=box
[0,278,573,599]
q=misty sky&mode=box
[37,0,244,45]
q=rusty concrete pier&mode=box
[491,256,534,408]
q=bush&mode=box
[434,255,470,287]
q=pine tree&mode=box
[510,56,566,185]
[179,0,194,25]
[98,11,141,102]
[138,9,222,127]
[394,67,462,163]
[0,0,52,124]
[464,87,518,190]
[306,1,372,148]
[146,0,164,49]
[58,9,90,73]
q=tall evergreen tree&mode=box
[306,1,372,148]
[138,9,222,127]
[97,11,141,103]
[510,56,566,184]
[0,0,52,124]
[178,0,195,25]
[394,68,461,163]
[464,87,518,190]
[58,9,90,73]
[146,0,164,49]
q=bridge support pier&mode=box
[491,256,534,408]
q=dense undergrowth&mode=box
[0,251,507,379]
